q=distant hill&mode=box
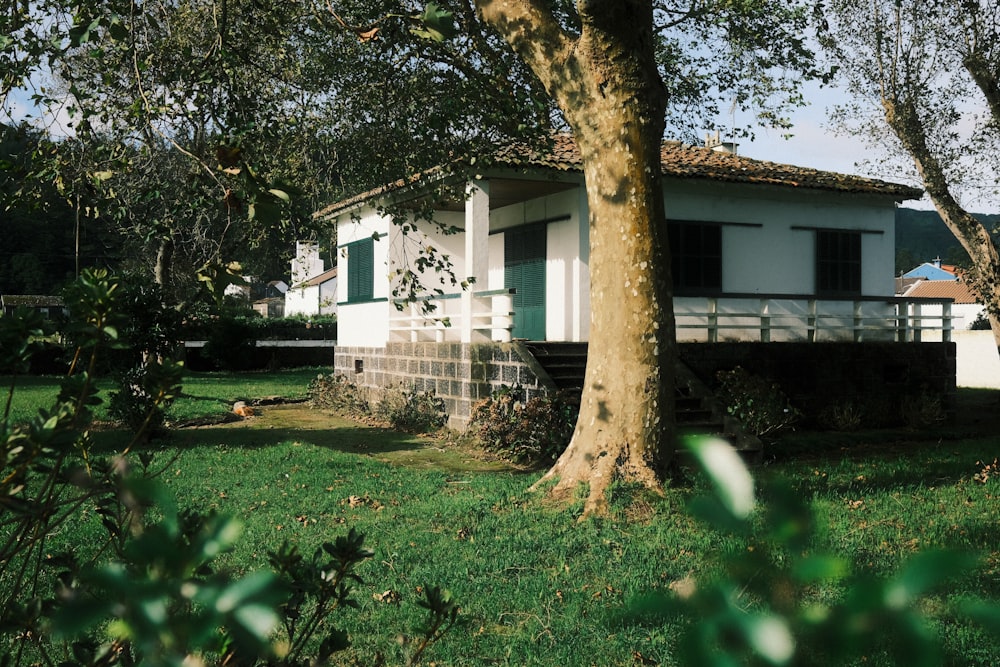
[894,208,1000,275]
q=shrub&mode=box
[1,275,457,666]
[469,385,576,465]
[901,390,947,429]
[715,367,800,440]
[817,400,863,431]
[308,373,370,416]
[202,315,258,370]
[373,384,447,433]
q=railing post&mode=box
[853,300,863,342]
[807,299,817,342]
[912,302,922,343]
[410,302,420,343]
[707,297,718,343]
[496,292,514,343]
[759,298,770,342]
[942,301,952,343]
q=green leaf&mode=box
[791,554,850,583]
[684,436,755,520]
[267,188,290,202]
[410,2,456,42]
[232,602,280,639]
[740,614,795,665]
[215,570,280,614]
[885,550,978,610]
[961,599,1000,636]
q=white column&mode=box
[462,180,490,343]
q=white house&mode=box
[284,241,338,317]
[315,135,954,428]
[321,135,928,347]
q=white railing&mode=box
[674,295,954,343]
[388,292,955,344]
[390,289,515,343]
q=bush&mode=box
[469,385,576,465]
[202,315,258,370]
[308,373,370,415]
[715,367,800,440]
[901,391,947,429]
[1,274,457,666]
[817,400,863,431]
[373,384,447,433]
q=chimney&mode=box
[704,130,738,154]
[932,256,942,268]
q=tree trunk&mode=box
[883,97,1000,353]
[478,0,675,515]
[154,235,174,288]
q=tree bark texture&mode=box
[477,0,675,515]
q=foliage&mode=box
[715,367,801,440]
[107,361,183,434]
[970,310,992,330]
[631,436,1000,666]
[0,277,456,666]
[308,372,370,416]
[372,384,447,434]
[820,0,1000,341]
[202,315,259,372]
[468,385,576,465]
[817,399,863,432]
[900,391,948,430]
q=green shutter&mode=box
[347,237,374,302]
[505,225,546,340]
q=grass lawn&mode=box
[5,372,1000,665]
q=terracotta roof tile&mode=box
[316,134,922,218]
[905,280,980,304]
[499,135,922,198]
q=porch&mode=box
[388,292,956,344]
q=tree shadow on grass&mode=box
[94,404,518,474]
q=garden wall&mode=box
[678,341,957,426]
[337,341,956,431]
[334,342,547,431]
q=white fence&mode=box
[389,292,954,344]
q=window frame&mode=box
[667,220,723,295]
[815,229,862,297]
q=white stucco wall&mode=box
[284,285,319,317]
[332,172,903,347]
[336,209,391,347]
[662,179,897,297]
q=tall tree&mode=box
[468,0,821,514]
[7,0,821,513]
[821,0,1000,352]
[473,1,673,514]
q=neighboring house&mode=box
[284,267,338,317]
[901,279,984,330]
[285,242,337,317]
[902,259,958,281]
[1,294,65,319]
[315,135,953,429]
[253,296,285,319]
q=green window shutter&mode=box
[505,224,546,340]
[347,237,374,302]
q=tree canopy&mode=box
[3,0,825,510]
[821,0,1000,349]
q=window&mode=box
[816,230,861,296]
[346,237,374,302]
[668,221,722,293]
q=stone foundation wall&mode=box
[334,342,547,431]
[336,341,957,430]
[678,341,957,424]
